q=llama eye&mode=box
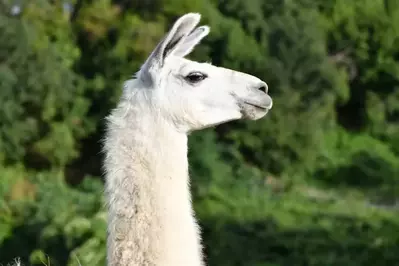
[184,72,207,83]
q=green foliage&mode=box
[199,191,399,266]
[1,0,398,265]
[0,166,105,266]
[324,0,399,139]
[0,2,93,165]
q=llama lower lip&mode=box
[244,101,269,110]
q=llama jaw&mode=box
[238,92,273,120]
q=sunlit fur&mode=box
[103,13,272,266]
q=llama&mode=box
[103,13,272,266]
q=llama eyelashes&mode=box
[184,72,208,84]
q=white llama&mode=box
[103,13,273,266]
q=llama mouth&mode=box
[243,101,270,110]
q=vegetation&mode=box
[1,0,398,265]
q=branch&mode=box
[70,0,83,22]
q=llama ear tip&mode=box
[180,12,201,21]
[184,12,201,18]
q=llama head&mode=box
[130,13,272,132]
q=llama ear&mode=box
[172,26,210,57]
[139,13,201,85]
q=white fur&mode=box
[103,13,272,266]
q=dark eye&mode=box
[184,72,208,84]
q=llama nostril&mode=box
[256,82,268,93]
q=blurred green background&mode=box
[1,0,399,265]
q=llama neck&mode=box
[104,102,204,266]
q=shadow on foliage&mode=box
[0,222,71,266]
[200,212,399,266]
[316,150,398,188]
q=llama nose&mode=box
[255,82,268,94]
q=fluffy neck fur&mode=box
[103,89,204,266]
